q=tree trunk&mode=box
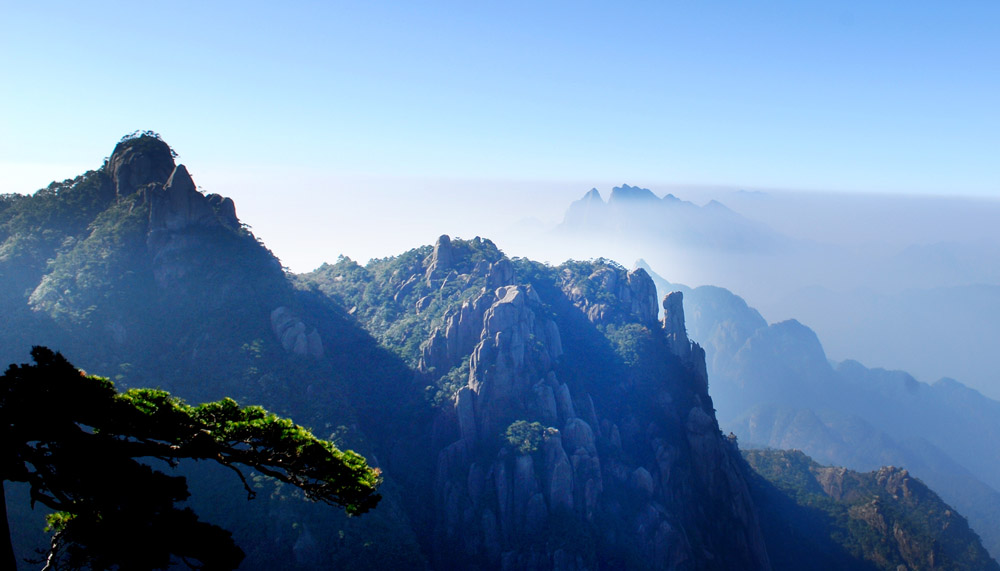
[1,482,16,571]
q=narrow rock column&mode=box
[662,291,690,359]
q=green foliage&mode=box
[0,169,115,272]
[744,448,1000,571]
[557,258,625,305]
[504,420,555,455]
[117,130,179,158]
[43,512,74,535]
[28,192,150,324]
[604,322,655,368]
[0,347,382,570]
[430,359,471,406]
[298,237,505,368]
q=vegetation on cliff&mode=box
[744,448,998,571]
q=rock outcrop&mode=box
[424,250,770,570]
[662,291,689,358]
[148,165,218,233]
[561,265,659,327]
[745,448,999,571]
[271,306,324,358]
[418,260,521,375]
[132,156,247,289]
[107,134,176,197]
[425,235,454,284]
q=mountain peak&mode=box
[164,164,196,195]
[608,184,658,203]
[704,199,733,212]
[107,132,177,197]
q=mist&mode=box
[499,184,1000,401]
[218,172,1000,401]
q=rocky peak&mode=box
[485,258,516,290]
[608,184,658,204]
[561,188,609,230]
[736,319,830,380]
[581,188,603,203]
[145,162,247,288]
[662,291,690,359]
[424,255,769,569]
[148,165,219,233]
[468,284,562,437]
[107,134,176,197]
[425,235,454,283]
[626,268,659,326]
[164,164,196,194]
[561,264,659,326]
[205,194,239,229]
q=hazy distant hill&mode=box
[545,185,1000,402]
[639,262,1000,560]
[558,184,788,253]
[1,137,993,569]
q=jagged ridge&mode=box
[304,235,770,569]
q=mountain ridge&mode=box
[1,136,994,569]
[636,260,1000,560]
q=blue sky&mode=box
[2,1,999,266]
[3,1,998,191]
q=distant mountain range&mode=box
[559,184,788,253]
[639,261,1000,560]
[0,136,994,569]
[545,184,1000,402]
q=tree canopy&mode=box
[1,346,381,570]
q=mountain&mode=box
[777,282,1000,397]
[298,244,771,568]
[637,261,1000,560]
[744,449,999,571]
[547,187,1000,403]
[0,133,428,568]
[1,135,994,569]
[558,184,787,253]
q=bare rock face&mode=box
[144,165,243,287]
[469,284,562,439]
[417,250,526,375]
[662,291,691,359]
[627,268,660,326]
[425,235,454,284]
[561,265,659,327]
[270,306,324,358]
[149,165,217,232]
[486,258,516,290]
[430,257,770,570]
[206,194,239,229]
[419,288,494,374]
[107,135,176,197]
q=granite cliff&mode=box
[305,238,771,569]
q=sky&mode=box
[2,1,999,269]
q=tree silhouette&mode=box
[1,347,381,570]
